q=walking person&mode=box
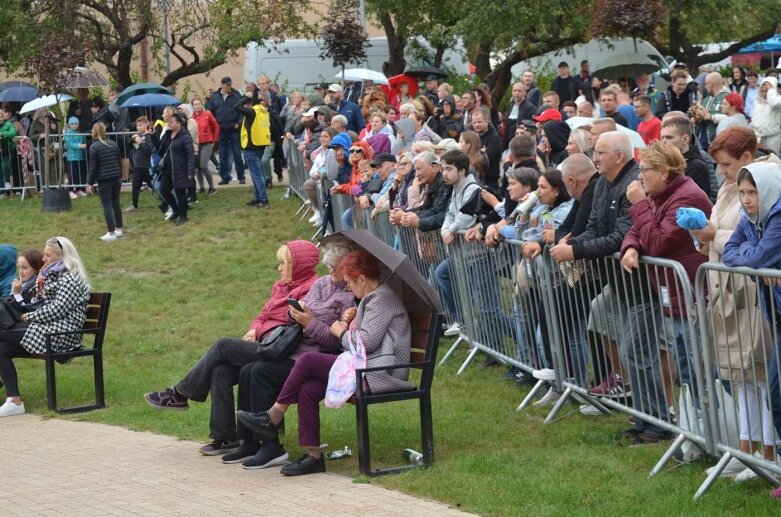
[87,123,124,241]
[156,113,196,225]
[192,98,218,195]
[126,116,154,212]
[208,77,245,185]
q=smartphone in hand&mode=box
[287,298,304,312]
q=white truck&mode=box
[244,37,469,92]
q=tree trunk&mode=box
[115,46,134,88]
[433,44,446,69]
[472,42,492,80]
[379,13,406,76]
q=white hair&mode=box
[399,103,416,115]
[47,236,90,288]
[413,151,439,167]
[331,114,348,128]
[600,131,633,161]
[322,243,354,269]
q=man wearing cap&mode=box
[313,83,329,101]
[471,110,502,189]
[424,75,440,107]
[532,108,562,129]
[503,82,537,150]
[327,84,365,134]
[551,62,580,104]
[362,153,397,209]
[208,77,246,185]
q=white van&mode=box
[510,38,671,89]
[244,37,469,92]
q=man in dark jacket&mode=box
[659,117,714,201]
[550,62,580,104]
[392,151,452,232]
[67,88,92,133]
[208,77,246,185]
[328,83,365,134]
[655,69,701,118]
[503,82,537,149]
[471,110,502,189]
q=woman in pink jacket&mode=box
[144,240,319,454]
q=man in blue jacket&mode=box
[327,84,365,134]
[208,77,246,185]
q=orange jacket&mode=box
[333,140,373,195]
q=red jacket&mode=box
[621,175,712,316]
[249,240,320,339]
[333,140,373,195]
[193,109,220,145]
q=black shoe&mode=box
[158,202,169,213]
[621,427,644,440]
[199,439,239,456]
[199,187,206,194]
[280,454,326,476]
[218,180,230,185]
[256,201,269,209]
[236,410,280,441]
[276,172,283,182]
[243,441,289,469]
[208,188,217,195]
[165,211,180,222]
[238,179,246,185]
[222,441,261,464]
[247,199,260,206]
[514,373,536,388]
[175,217,188,226]
[265,179,272,188]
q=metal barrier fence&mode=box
[694,263,781,498]
[283,138,309,212]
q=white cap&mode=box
[328,83,343,92]
[303,107,319,117]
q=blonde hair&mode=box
[438,83,453,95]
[276,244,292,264]
[46,236,90,288]
[638,141,686,180]
[91,122,107,143]
[411,141,434,155]
[568,129,591,154]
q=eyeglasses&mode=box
[638,167,658,174]
[398,161,411,166]
[592,150,616,156]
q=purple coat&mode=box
[290,275,355,360]
[367,133,391,155]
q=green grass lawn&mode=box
[2,187,778,516]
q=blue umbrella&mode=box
[0,80,36,92]
[737,34,781,53]
[116,83,175,105]
[120,93,181,108]
[0,85,39,103]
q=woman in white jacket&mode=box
[750,76,781,153]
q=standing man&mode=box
[551,62,580,104]
[522,70,542,107]
[694,72,729,151]
[655,69,701,118]
[471,110,502,189]
[67,88,92,133]
[503,82,537,149]
[578,60,593,103]
[208,77,246,185]
[327,84,365,134]
[632,72,659,113]
[424,75,440,108]
[634,95,661,145]
[234,94,270,208]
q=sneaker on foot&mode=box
[175,217,189,226]
[68,191,78,199]
[124,205,137,212]
[217,180,230,185]
[532,387,561,407]
[705,456,746,478]
[443,322,461,337]
[144,388,189,410]
[76,190,87,198]
[280,454,326,476]
[100,232,117,242]
[532,368,556,382]
[256,202,269,209]
[0,397,25,417]
[587,373,616,396]
[114,228,124,238]
[243,441,289,469]
[199,439,240,456]
[222,441,261,464]
[308,212,321,224]
[208,188,217,195]
[236,410,280,440]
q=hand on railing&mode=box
[549,243,574,263]
[442,231,455,245]
[523,241,542,259]
[464,224,483,242]
[621,247,641,273]
[484,223,504,247]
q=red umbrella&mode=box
[380,74,419,108]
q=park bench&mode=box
[353,311,442,477]
[20,292,111,414]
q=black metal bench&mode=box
[20,292,111,414]
[353,311,442,477]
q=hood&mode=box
[0,244,17,282]
[308,93,325,107]
[761,76,778,90]
[178,104,193,118]
[740,161,781,227]
[542,121,571,152]
[287,240,320,285]
[352,139,374,160]
[329,132,353,160]
[442,94,456,107]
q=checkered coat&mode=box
[20,271,89,354]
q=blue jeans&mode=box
[261,141,275,182]
[218,128,245,182]
[470,256,514,356]
[341,207,353,230]
[244,148,268,204]
[435,257,459,322]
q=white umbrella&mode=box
[20,93,74,115]
[334,68,389,85]
[565,115,647,149]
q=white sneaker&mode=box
[0,398,25,417]
[164,208,173,220]
[705,456,746,478]
[100,232,117,242]
[114,228,124,238]
[76,191,87,198]
[532,368,556,382]
[308,211,321,223]
[579,404,604,416]
[311,216,323,227]
[443,322,461,337]
[533,387,561,407]
[68,191,78,199]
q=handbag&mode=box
[255,323,304,362]
[0,298,22,330]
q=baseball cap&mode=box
[221,76,232,85]
[328,83,343,92]
[431,138,459,151]
[558,61,569,68]
[314,82,329,91]
[303,107,319,117]
[371,153,397,166]
[520,119,536,131]
[532,109,563,123]
[672,62,688,70]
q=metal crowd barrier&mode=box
[694,263,781,498]
[283,138,308,212]
[350,200,396,247]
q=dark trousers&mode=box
[67,160,86,192]
[276,352,338,447]
[236,359,295,442]
[217,129,245,182]
[175,337,263,442]
[97,178,123,232]
[0,323,30,397]
[131,167,152,207]
[158,173,189,220]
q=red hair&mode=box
[724,92,744,113]
[339,249,381,281]
[708,126,756,159]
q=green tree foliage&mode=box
[318,4,369,81]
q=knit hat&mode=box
[68,116,79,125]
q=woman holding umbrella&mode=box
[237,249,412,476]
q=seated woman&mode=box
[144,240,319,455]
[237,250,412,476]
[223,244,355,469]
[9,249,44,311]
[0,237,90,417]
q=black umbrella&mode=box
[322,229,441,314]
[404,66,448,80]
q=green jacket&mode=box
[702,89,729,143]
[0,120,17,155]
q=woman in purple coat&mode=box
[221,243,356,469]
